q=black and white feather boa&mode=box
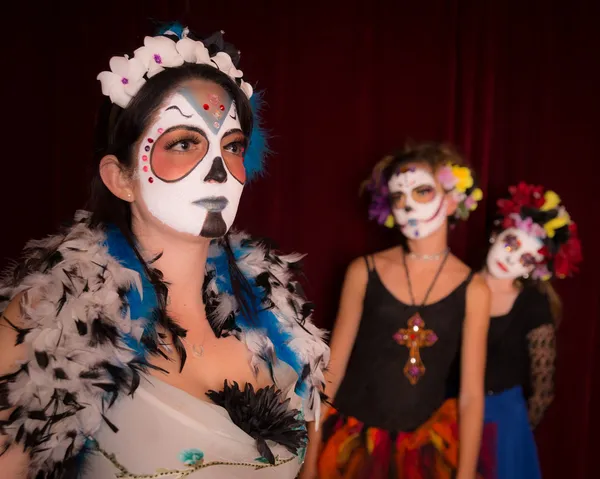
[0,214,329,478]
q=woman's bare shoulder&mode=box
[0,292,29,375]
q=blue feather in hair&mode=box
[246,90,270,180]
[156,21,187,39]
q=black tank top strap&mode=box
[364,255,376,273]
[464,270,475,285]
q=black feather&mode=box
[75,319,88,336]
[206,381,306,464]
[28,410,47,421]
[53,368,68,380]
[56,284,71,315]
[90,316,120,347]
[299,363,311,384]
[15,423,25,443]
[256,437,275,464]
[100,413,118,433]
[35,351,50,370]
[0,382,9,410]
[79,369,100,380]
[155,310,187,372]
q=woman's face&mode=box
[387,163,449,240]
[486,227,544,279]
[134,79,247,238]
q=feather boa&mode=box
[0,212,329,478]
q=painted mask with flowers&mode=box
[366,158,483,240]
[486,182,582,281]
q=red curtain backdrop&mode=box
[3,1,599,477]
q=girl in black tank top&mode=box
[301,143,494,479]
[334,256,473,432]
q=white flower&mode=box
[176,37,211,64]
[134,36,184,78]
[240,80,253,98]
[211,51,243,79]
[97,55,146,108]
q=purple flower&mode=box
[532,263,551,280]
[464,196,476,210]
[367,173,392,225]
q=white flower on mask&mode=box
[176,37,211,64]
[240,80,253,98]
[97,55,146,108]
[211,52,243,79]
[134,36,184,77]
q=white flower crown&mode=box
[97,29,253,109]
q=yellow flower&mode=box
[541,190,561,211]
[544,214,569,238]
[471,188,483,201]
[451,166,474,193]
[384,214,395,228]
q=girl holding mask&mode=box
[482,182,582,479]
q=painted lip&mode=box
[496,261,509,273]
[397,198,445,227]
[192,196,229,212]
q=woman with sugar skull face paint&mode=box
[301,143,494,479]
[476,182,582,479]
[0,23,329,479]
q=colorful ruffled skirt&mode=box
[317,399,496,479]
[484,386,541,479]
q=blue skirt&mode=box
[484,386,541,479]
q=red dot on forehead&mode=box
[148,177,154,183]
[147,138,154,143]
[203,104,210,110]
[219,104,225,111]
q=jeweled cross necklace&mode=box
[393,249,450,385]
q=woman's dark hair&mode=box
[88,60,256,371]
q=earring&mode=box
[522,272,529,279]
[489,236,496,244]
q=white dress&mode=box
[84,377,304,478]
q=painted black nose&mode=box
[204,157,227,183]
[404,205,413,213]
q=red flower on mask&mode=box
[497,182,545,216]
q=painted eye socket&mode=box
[412,185,436,204]
[390,192,405,209]
[503,234,521,252]
[520,253,537,267]
[151,129,209,182]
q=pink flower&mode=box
[437,166,457,190]
[510,214,546,239]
